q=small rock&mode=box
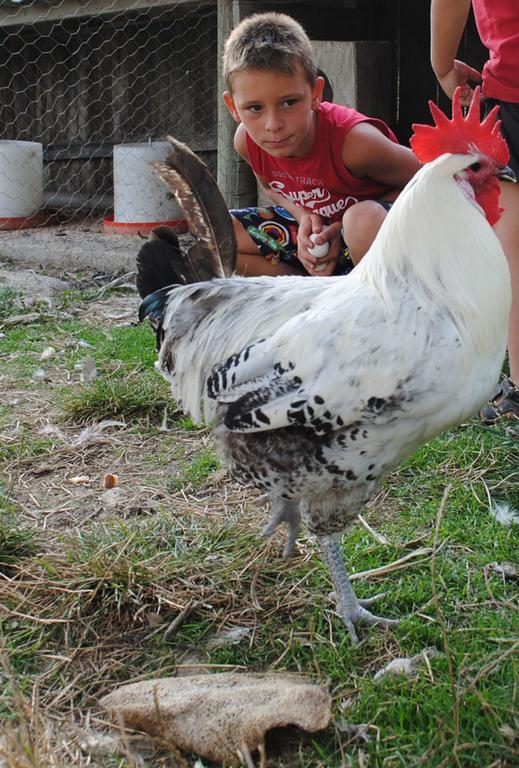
[486,562,518,580]
[100,672,331,765]
[32,367,51,382]
[103,473,119,489]
[374,647,439,682]
[40,346,56,361]
[102,488,125,507]
[69,475,91,485]
[207,625,251,649]
[0,269,69,299]
[77,356,97,383]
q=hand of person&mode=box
[297,216,341,276]
[438,59,482,106]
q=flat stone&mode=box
[0,268,69,299]
[100,672,331,765]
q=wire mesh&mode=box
[0,0,217,231]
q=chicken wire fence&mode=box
[0,0,218,230]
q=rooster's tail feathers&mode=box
[136,227,185,299]
[153,136,237,281]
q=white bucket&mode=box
[113,141,182,223]
[0,140,43,218]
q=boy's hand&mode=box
[438,59,482,105]
[297,217,341,276]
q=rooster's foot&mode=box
[329,590,388,607]
[320,534,398,645]
[339,605,399,646]
[260,498,301,559]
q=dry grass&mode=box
[1,274,517,767]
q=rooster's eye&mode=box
[470,162,481,172]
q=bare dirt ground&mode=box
[0,217,145,275]
[0,220,235,532]
[1,248,288,764]
[0,282,255,536]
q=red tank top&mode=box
[472,0,519,102]
[245,102,398,223]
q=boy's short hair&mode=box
[223,12,317,90]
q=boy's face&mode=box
[224,64,324,158]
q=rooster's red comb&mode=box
[410,87,509,165]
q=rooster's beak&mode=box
[498,164,517,183]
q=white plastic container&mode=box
[113,141,182,224]
[0,140,43,218]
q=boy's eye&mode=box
[282,98,299,108]
[247,104,263,113]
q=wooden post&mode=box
[216,0,259,207]
[217,0,234,204]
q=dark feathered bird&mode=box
[138,92,513,643]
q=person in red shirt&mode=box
[222,12,419,277]
[431,0,519,422]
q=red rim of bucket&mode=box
[103,216,188,234]
[0,214,54,230]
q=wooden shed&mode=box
[0,0,487,217]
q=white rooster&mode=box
[138,89,514,643]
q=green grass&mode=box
[0,432,57,463]
[167,447,220,491]
[0,289,517,766]
[59,374,170,421]
[2,463,517,765]
[0,309,172,418]
[0,287,24,321]
[0,490,36,572]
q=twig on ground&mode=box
[350,546,435,581]
[357,514,391,545]
[96,271,136,298]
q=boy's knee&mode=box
[231,212,244,234]
[342,201,388,264]
[231,213,254,250]
[342,200,387,233]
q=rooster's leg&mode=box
[260,498,301,559]
[320,533,399,644]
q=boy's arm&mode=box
[430,0,482,104]
[343,123,420,193]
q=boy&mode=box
[223,12,420,277]
[431,0,519,422]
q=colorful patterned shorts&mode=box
[230,203,392,276]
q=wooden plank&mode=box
[233,0,356,12]
[216,0,260,207]
[44,137,217,162]
[0,0,215,28]
[216,0,234,204]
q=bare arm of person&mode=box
[430,0,482,104]
[342,123,420,194]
